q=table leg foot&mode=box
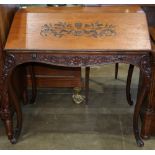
[3,116,22,144]
[136,136,144,147]
[10,137,17,144]
[10,127,21,144]
[133,81,146,147]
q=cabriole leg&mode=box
[133,55,151,147]
[0,92,15,144]
[0,54,22,144]
[29,65,37,104]
[133,82,146,147]
[115,63,119,79]
[126,64,134,106]
[9,76,22,143]
[85,67,90,104]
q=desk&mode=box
[0,8,151,146]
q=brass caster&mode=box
[72,87,85,104]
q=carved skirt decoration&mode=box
[0,51,152,147]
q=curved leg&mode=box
[29,65,37,104]
[85,67,90,104]
[22,67,29,105]
[115,63,119,79]
[4,119,14,143]
[126,64,134,106]
[9,74,22,143]
[1,87,16,144]
[132,54,151,147]
[1,56,22,144]
[133,81,146,147]
[23,90,29,105]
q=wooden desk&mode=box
[0,8,152,146]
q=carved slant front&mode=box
[40,22,116,38]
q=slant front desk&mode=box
[0,7,152,146]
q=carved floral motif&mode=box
[0,54,15,121]
[4,52,151,83]
[40,22,116,38]
[3,54,16,79]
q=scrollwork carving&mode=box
[140,55,151,80]
[30,54,146,68]
[0,54,15,121]
[40,21,116,38]
[10,52,150,70]
[11,53,151,92]
[0,108,11,120]
[3,54,16,79]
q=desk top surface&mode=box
[5,6,151,52]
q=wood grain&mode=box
[5,12,151,51]
[23,5,145,89]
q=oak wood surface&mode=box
[5,9,151,51]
